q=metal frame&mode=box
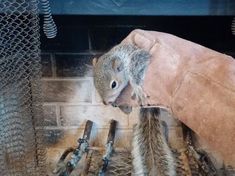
[40,0,235,16]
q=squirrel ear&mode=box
[112,58,124,72]
[92,58,98,66]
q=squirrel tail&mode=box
[132,108,176,176]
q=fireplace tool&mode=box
[97,119,117,176]
[53,120,94,176]
[84,120,132,176]
[83,120,118,176]
[185,128,217,176]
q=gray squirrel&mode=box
[132,107,176,176]
[93,44,151,113]
[93,45,177,175]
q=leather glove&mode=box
[114,29,235,166]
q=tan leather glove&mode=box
[115,29,235,166]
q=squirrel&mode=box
[92,44,151,112]
[93,45,176,175]
[132,107,176,176]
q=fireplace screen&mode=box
[0,0,46,175]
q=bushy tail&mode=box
[132,108,176,176]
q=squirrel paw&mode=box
[131,86,147,106]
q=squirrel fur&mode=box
[93,44,150,109]
[132,107,176,176]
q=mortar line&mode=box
[41,77,93,81]
[45,51,104,55]
[90,80,96,104]
[88,28,92,51]
[43,102,99,106]
[55,105,61,127]
[43,102,101,106]
[51,53,56,78]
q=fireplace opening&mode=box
[40,15,235,175]
[1,1,235,175]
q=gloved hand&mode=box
[114,29,235,166]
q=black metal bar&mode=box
[55,120,94,176]
[59,147,75,161]
[39,0,235,16]
[98,120,117,176]
[66,120,94,173]
[106,119,117,144]
[82,120,93,140]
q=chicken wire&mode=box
[0,0,46,176]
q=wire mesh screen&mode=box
[0,0,46,175]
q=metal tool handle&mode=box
[98,120,118,176]
[59,147,75,162]
[106,120,117,144]
[82,120,93,140]
[53,148,75,175]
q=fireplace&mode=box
[1,1,235,175]
[40,14,235,175]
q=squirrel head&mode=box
[93,50,129,105]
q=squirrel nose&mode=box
[111,102,117,107]
[103,100,109,105]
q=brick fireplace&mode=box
[40,15,235,174]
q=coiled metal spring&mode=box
[40,0,57,38]
[232,17,235,36]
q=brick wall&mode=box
[40,15,235,173]
[40,26,187,173]
[41,51,187,169]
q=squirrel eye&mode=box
[110,80,118,89]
